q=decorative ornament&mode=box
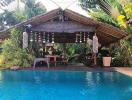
[52,33,55,43]
[93,33,98,53]
[87,33,90,44]
[84,32,86,42]
[29,31,33,42]
[23,31,28,49]
[75,33,78,43]
[43,32,46,43]
[38,33,42,43]
[47,33,50,43]
[80,32,82,43]
[34,32,37,42]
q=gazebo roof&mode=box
[0,8,128,45]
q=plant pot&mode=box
[103,57,111,67]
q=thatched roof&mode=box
[0,8,128,45]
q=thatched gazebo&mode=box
[0,8,128,67]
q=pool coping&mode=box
[1,66,132,77]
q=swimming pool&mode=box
[0,70,132,100]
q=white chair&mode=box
[33,58,50,68]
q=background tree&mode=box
[0,0,14,11]
[21,0,46,19]
[0,0,47,68]
[0,0,46,31]
[79,0,132,28]
[0,29,34,67]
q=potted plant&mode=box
[103,56,111,67]
[100,48,111,67]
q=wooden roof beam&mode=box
[96,31,118,45]
[97,30,121,39]
[97,26,124,39]
[64,10,99,26]
[98,23,127,37]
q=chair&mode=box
[33,58,50,68]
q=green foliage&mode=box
[0,0,14,9]
[111,41,132,67]
[0,0,46,67]
[50,43,92,63]
[66,44,84,57]
[0,29,34,68]
[90,11,119,27]
[0,0,46,29]
[79,0,132,67]
[15,10,27,22]
[0,10,21,26]
[20,0,46,19]
[79,0,112,14]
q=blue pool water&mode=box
[0,70,132,100]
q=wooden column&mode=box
[62,43,66,58]
[109,43,113,55]
[93,53,97,65]
[43,43,45,58]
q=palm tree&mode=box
[0,0,14,11]
[0,0,47,30]
[21,0,46,19]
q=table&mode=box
[45,55,60,67]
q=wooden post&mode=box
[93,53,97,65]
[109,43,113,55]
[43,43,45,58]
[62,43,67,65]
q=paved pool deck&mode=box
[114,67,132,77]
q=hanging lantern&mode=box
[47,33,50,43]
[34,32,37,42]
[30,31,33,42]
[80,32,82,43]
[23,31,28,49]
[87,34,90,44]
[84,32,86,42]
[52,33,55,43]
[38,33,42,43]
[92,33,98,53]
[75,33,78,43]
[43,32,46,43]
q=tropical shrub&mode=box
[79,0,132,67]
[0,29,34,68]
